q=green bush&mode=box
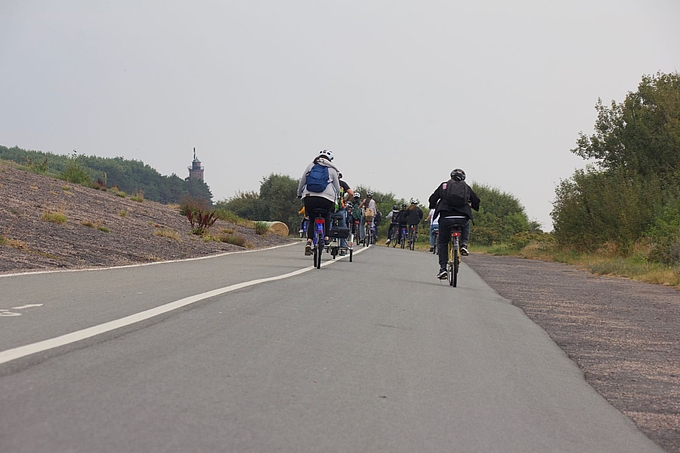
[254,222,269,235]
[647,204,680,265]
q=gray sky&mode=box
[1,1,678,230]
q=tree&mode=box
[469,184,531,246]
[572,71,680,183]
[554,72,680,257]
[257,173,301,231]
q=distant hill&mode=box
[0,145,212,205]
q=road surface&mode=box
[0,243,664,452]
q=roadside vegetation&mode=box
[0,147,213,205]
[475,72,680,289]
[3,72,677,286]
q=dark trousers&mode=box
[303,196,334,240]
[437,216,470,269]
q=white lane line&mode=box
[11,304,44,310]
[0,242,298,278]
[0,246,369,365]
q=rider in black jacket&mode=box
[428,168,480,279]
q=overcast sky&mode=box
[1,1,678,230]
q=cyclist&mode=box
[424,208,439,252]
[385,204,401,245]
[428,168,480,279]
[396,203,409,245]
[349,192,362,239]
[298,205,309,237]
[403,199,424,246]
[297,150,341,256]
[358,191,378,244]
[330,172,354,255]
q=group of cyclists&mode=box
[298,150,480,279]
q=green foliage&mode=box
[0,145,212,205]
[646,202,680,265]
[554,71,680,263]
[23,156,49,174]
[572,72,680,183]
[60,151,92,185]
[254,222,269,235]
[552,164,663,254]
[469,183,531,246]
[215,191,264,222]
[41,211,67,224]
[258,174,301,231]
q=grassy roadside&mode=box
[404,234,680,290]
[476,242,680,290]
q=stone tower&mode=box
[188,147,204,181]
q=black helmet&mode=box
[401,203,407,209]
[451,168,466,181]
[393,205,399,210]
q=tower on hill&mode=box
[188,147,204,181]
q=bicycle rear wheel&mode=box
[315,239,323,268]
[447,241,454,285]
[452,245,459,287]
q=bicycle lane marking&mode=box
[0,246,370,366]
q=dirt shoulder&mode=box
[0,161,293,274]
[465,253,680,453]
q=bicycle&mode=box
[328,214,352,262]
[398,224,407,249]
[388,223,400,247]
[299,216,309,238]
[310,208,327,269]
[407,224,418,251]
[363,218,374,247]
[445,216,468,287]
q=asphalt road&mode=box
[0,243,664,452]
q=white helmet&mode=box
[318,149,333,161]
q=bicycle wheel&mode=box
[409,228,415,251]
[316,237,323,269]
[452,238,459,287]
[447,240,454,285]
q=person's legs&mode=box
[359,215,365,242]
[437,218,452,271]
[338,209,348,248]
[461,220,471,247]
[430,223,438,247]
[304,196,334,241]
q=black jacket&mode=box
[403,206,424,225]
[428,179,480,220]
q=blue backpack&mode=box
[306,163,330,193]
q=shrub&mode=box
[42,210,67,224]
[154,229,179,240]
[647,204,680,265]
[184,208,217,236]
[216,232,250,247]
[254,222,269,235]
[130,191,144,202]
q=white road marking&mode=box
[11,304,44,310]
[0,242,298,278]
[0,310,21,317]
[0,246,368,365]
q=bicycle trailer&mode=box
[328,227,350,239]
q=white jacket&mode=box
[297,158,341,203]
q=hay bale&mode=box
[260,221,289,237]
